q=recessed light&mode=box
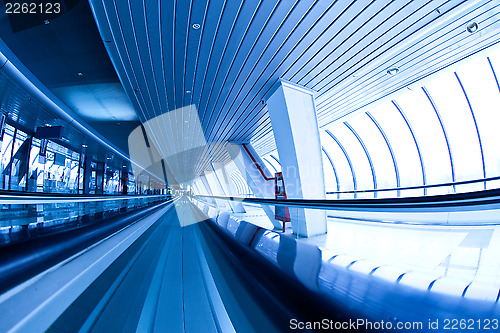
[466,21,478,33]
[107,157,111,160]
[82,144,88,148]
[192,23,201,30]
[386,67,399,75]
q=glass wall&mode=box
[0,121,142,195]
[260,44,500,199]
[0,124,15,190]
[104,167,121,195]
[319,44,500,199]
[27,138,41,192]
[262,150,281,175]
[9,129,30,191]
[127,173,136,195]
[35,141,81,193]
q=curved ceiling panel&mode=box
[89,0,500,159]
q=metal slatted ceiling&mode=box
[90,0,500,165]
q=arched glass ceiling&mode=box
[322,44,500,198]
[225,160,253,197]
[262,150,281,174]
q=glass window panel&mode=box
[346,114,398,198]
[128,173,135,195]
[104,167,114,194]
[262,150,281,173]
[68,160,79,193]
[455,56,500,190]
[229,167,253,197]
[44,151,56,193]
[0,124,14,190]
[262,158,277,174]
[38,140,81,194]
[320,131,355,199]
[10,130,29,191]
[485,43,500,85]
[395,89,452,196]
[322,150,337,194]
[425,71,483,193]
[27,138,40,192]
[370,102,424,197]
[331,124,374,198]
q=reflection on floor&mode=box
[232,203,500,301]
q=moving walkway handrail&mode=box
[0,200,173,294]
[0,188,167,197]
[0,193,169,204]
[195,185,500,210]
[325,175,500,195]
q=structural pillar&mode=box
[121,167,128,195]
[196,174,216,206]
[226,143,282,230]
[95,162,105,195]
[204,169,230,210]
[264,79,326,237]
[82,156,92,194]
[212,162,246,213]
[199,175,213,196]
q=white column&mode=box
[192,178,206,195]
[200,174,213,196]
[212,162,246,213]
[198,174,217,207]
[264,79,326,237]
[204,169,230,210]
[226,143,282,230]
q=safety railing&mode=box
[326,175,500,199]
[0,194,171,245]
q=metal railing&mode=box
[326,175,500,197]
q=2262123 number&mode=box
[5,2,61,14]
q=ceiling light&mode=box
[44,19,50,25]
[466,21,478,33]
[77,72,83,76]
[82,144,88,148]
[192,23,201,30]
[107,157,111,160]
[186,90,191,93]
[386,67,399,75]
